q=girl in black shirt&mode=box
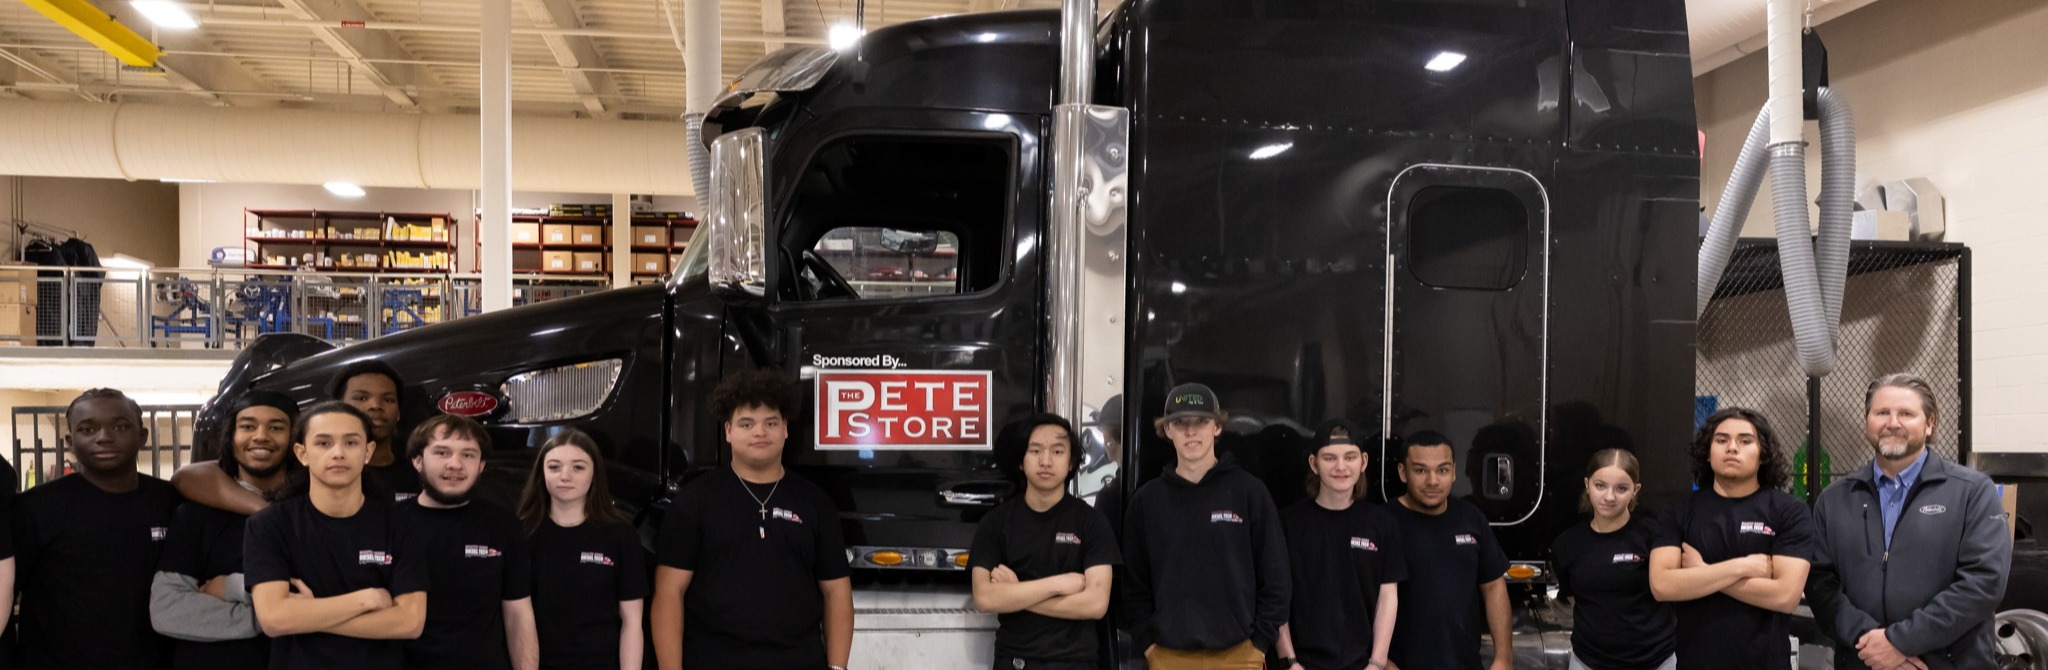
[1550,449,1675,670]
[515,429,648,670]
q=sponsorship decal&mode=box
[149,526,169,541]
[815,368,992,450]
[772,508,804,524]
[1612,553,1644,564]
[1919,504,1947,515]
[358,550,394,566]
[436,390,502,418]
[1055,532,1082,546]
[579,552,615,566]
[1210,510,1245,524]
[1350,537,1379,552]
[463,544,503,559]
[1453,534,1479,546]
[1740,521,1776,536]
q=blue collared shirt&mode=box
[1875,449,1930,550]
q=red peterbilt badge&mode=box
[437,391,500,417]
[815,370,992,450]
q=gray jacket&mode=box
[1808,451,2011,670]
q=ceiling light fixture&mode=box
[1248,143,1293,160]
[323,181,366,198]
[1425,51,1467,72]
[129,0,197,30]
[828,23,865,51]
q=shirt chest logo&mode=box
[1739,521,1776,536]
[149,526,168,541]
[1920,504,1947,515]
[1612,553,1644,564]
[1055,532,1082,546]
[462,544,502,559]
[394,492,418,503]
[1209,510,1245,524]
[1453,534,1478,546]
[579,552,615,566]
[358,550,394,566]
[772,508,804,524]
[1350,537,1379,552]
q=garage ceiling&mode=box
[0,0,1060,119]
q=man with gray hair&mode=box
[1808,373,2011,669]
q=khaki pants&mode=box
[1147,640,1264,670]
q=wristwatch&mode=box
[1276,656,1297,668]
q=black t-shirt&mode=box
[364,459,421,503]
[395,500,531,670]
[656,470,851,669]
[1385,498,1509,670]
[529,518,650,670]
[12,474,182,670]
[244,494,430,670]
[1654,487,1816,670]
[1280,499,1407,670]
[1551,515,1675,670]
[159,501,271,669]
[967,494,1122,662]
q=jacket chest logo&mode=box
[579,552,615,566]
[1919,504,1947,515]
[1739,521,1776,536]
[1209,511,1244,524]
[149,526,168,541]
[463,544,502,559]
[358,550,394,565]
[1453,534,1478,546]
[1612,553,1643,564]
[1054,532,1082,546]
[772,508,804,524]
[1350,537,1379,552]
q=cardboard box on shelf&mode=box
[0,269,34,305]
[632,253,666,274]
[633,226,667,247]
[543,224,574,244]
[542,251,574,271]
[573,252,605,273]
[572,225,604,245]
[513,223,540,244]
[0,303,34,342]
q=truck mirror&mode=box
[705,127,769,295]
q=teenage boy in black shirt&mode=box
[969,413,1121,670]
[1122,383,1289,670]
[13,388,183,670]
[652,369,854,670]
[150,390,299,669]
[1648,407,1815,670]
[1385,431,1512,670]
[177,361,421,514]
[1276,421,1404,670]
[246,401,429,670]
[395,415,536,670]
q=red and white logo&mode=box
[772,508,804,524]
[1350,537,1378,552]
[1740,521,1776,536]
[1454,534,1479,546]
[579,552,615,566]
[1612,553,1643,564]
[149,526,169,541]
[463,544,502,559]
[816,370,992,450]
[1210,511,1245,524]
[437,391,500,418]
[1055,532,1082,545]
[358,550,394,566]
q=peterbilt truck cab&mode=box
[202,0,1701,665]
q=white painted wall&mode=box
[1696,0,2048,453]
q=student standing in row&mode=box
[969,413,1120,670]
[245,402,428,670]
[1649,407,1814,670]
[1122,383,1289,670]
[395,415,536,670]
[516,429,648,670]
[150,390,299,669]
[13,388,184,670]
[1275,421,1403,670]
[1551,449,1675,670]
[651,369,854,670]
[1385,431,1512,670]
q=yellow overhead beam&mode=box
[16,0,160,67]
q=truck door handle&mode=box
[938,481,1013,508]
[1485,454,1514,501]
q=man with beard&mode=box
[150,391,299,669]
[394,415,536,670]
[1384,431,1511,670]
[13,388,184,669]
[1809,374,2010,669]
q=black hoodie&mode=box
[1121,453,1290,653]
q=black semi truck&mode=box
[200,0,1701,664]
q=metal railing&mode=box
[0,265,611,349]
[8,404,204,490]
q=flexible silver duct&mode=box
[1815,87,1856,339]
[1770,144,1837,376]
[1696,108,1773,319]
[686,114,712,203]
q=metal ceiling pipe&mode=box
[178,13,828,45]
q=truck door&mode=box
[758,111,1044,565]
[1383,164,1550,525]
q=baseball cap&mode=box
[1162,383,1220,421]
[1310,420,1363,455]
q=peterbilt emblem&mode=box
[1920,504,1947,515]
[437,391,501,417]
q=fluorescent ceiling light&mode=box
[1425,51,1467,72]
[828,23,865,51]
[324,181,366,197]
[129,0,197,30]
[1248,143,1292,160]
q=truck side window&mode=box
[1406,185,1531,290]
[810,228,965,299]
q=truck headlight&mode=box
[500,358,623,423]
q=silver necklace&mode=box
[738,472,781,540]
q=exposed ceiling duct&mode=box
[1689,0,1887,75]
[0,99,693,195]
